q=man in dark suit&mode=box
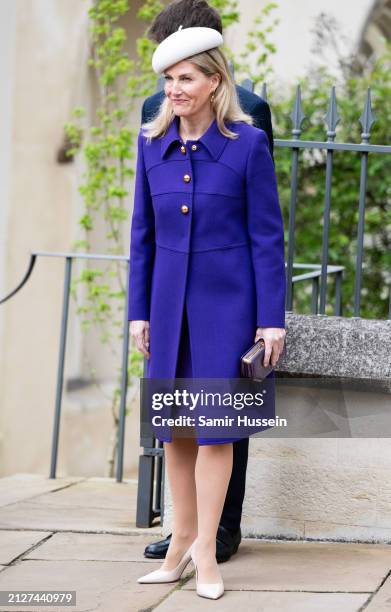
[140,0,274,563]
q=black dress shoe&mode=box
[216,525,241,563]
[144,533,172,559]
[144,526,241,562]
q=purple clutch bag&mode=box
[240,338,274,380]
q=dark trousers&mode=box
[220,437,249,532]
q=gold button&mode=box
[191,144,197,151]
[181,204,189,214]
[183,174,191,183]
[180,145,186,154]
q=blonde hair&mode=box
[142,46,254,143]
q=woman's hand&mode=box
[254,327,286,367]
[130,320,150,359]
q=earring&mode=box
[210,91,215,104]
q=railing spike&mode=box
[240,78,254,92]
[260,82,268,101]
[324,85,340,141]
[290,84,306,138]
[359,87,376,143]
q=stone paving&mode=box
[0,474,390,611]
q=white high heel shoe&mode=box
[190,541,224,600]
[137,541,194,583]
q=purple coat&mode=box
[127,114,286,385]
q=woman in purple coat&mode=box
[128,26,286,599]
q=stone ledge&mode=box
[276,313,391,382]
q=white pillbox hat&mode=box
[151,25,224,74]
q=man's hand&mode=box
[130,320,150,359]
[254,327,286,367]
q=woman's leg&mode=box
[194,442,233,582]
[161,436,198,570]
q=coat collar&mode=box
[160,114,230,160]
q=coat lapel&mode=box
[160,114,230,160]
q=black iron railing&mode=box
[0,252,131,485]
